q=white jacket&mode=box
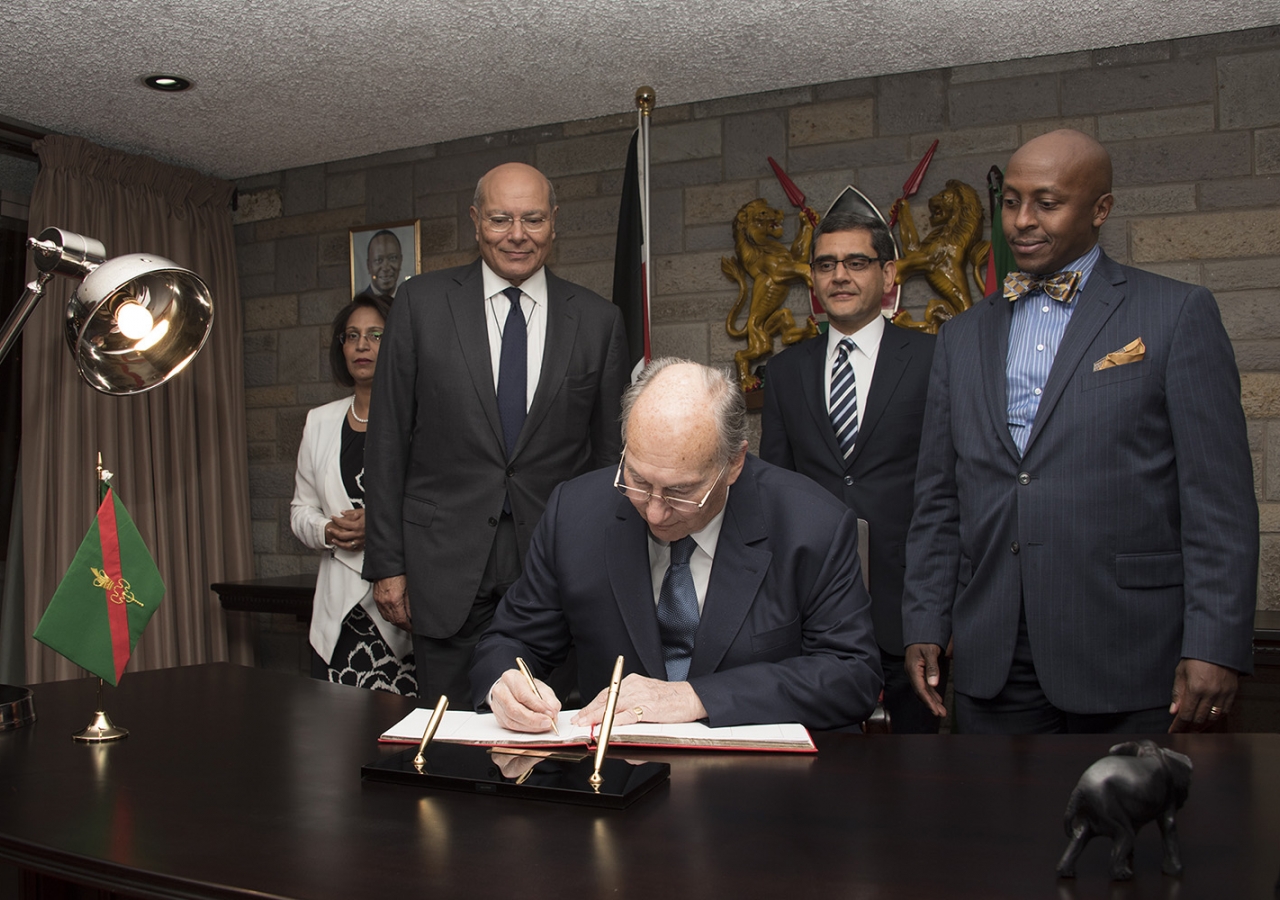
[290,397,412,663]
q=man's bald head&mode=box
[1002,129,1115,275]
[473,162,557,211]
[1010,129,1112,197]
[622,360,746,466]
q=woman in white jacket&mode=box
[290,295,415,694]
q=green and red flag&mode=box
[33,487,164,685]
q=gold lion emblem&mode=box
[891,180,990,333]
[722,199,819,392]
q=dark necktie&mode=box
[496,287,527,459]
[1003,270,1082,304]
[656,536,699,681]
[829,337,859,459]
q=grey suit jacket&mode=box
[760,324,935,655]
[902,252,1257,714]
[362,260,629,638]
[470,456,884,730]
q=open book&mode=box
[379,709,816,753]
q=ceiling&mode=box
[2,0,1279,181]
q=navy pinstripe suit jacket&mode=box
[902,251,1257,714]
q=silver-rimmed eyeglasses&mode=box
[613,446,731,512]
[339,329,383,345]
[480,214,551,233]
[812,254,883,275]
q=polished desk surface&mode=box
[1,664,1277,900]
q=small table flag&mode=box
[33,487,165,686]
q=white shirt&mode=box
[481,261,547,410]
[646,497,728,615]
[823,314,885,416]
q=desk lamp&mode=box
[0,226,214,391]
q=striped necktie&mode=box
[830,337,859,458]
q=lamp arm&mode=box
[0,272,54,367]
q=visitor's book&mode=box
[379,708,817,753]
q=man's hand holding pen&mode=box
[573,674,707,728]
[490,668,562,733]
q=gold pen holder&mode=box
[413,695,449,770]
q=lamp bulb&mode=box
[115,302,154,340]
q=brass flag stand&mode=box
[74,677,128,742]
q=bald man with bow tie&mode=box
[902,129,1257,735]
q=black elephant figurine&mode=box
[1056,740,1193,881]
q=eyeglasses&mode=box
[812,255,884,275]
[339,329,383,345]
[480,214,551,234]
[613,446,731,512]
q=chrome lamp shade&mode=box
[0,227,215,395]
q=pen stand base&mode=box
[362,743,669,809]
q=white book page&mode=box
[381,709,589,744]
[382,709,812,749]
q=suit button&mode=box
[1010,541,1020,554]
[843,476,853,486]
[488,517,498,527]
[507,466,516,477]
[1018,472,1030,485]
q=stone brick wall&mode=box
[233,25,1280,612]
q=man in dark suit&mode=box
[363,162,629,707]
[903,129,1257,734]
[760,212,939,732]
[472,360,883,731]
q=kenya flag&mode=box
[33,488,164,685]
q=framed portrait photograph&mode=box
[349,220,420,301]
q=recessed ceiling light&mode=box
[143,75,192,92]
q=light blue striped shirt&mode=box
[1006,244,1101,455]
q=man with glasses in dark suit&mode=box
[364,162,629,708]
[471,359,883,732]
[761,212,939,732]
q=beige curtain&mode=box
[22,135,253,683]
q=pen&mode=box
[590,654,625,788]
[515,656,560,736]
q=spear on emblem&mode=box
[766,157,823,323]
[888,139,940,228]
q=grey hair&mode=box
[472,168,558,212]
[620,358,747,464]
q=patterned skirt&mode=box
[316,604,417,696]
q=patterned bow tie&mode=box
[1004,270,1082,304]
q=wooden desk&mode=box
[1,664,1277,899]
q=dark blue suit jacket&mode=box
[760,325,935,655]
[902,252,1257,714]
[470,455,884,730]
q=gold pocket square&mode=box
[1093,337,1145,371]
